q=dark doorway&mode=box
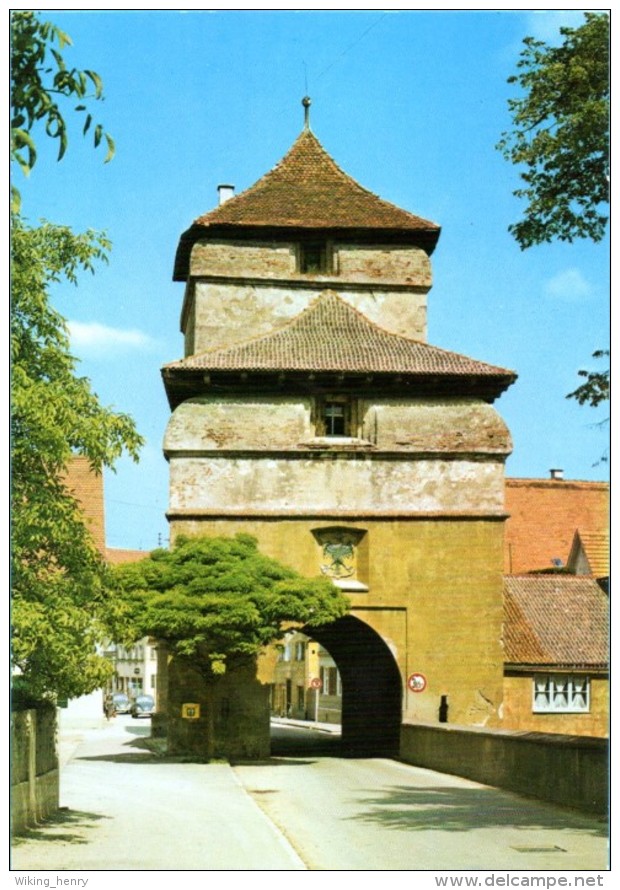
[302,615,402,757]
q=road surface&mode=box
[11,716,608,871]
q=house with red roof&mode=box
[502,574,608,737]
[501,474,609,737]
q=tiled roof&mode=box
[195,129,439,232]
[164,291,516,381]
[504,478,609,574]
[174,128,440,280]
[106,548,150,565]
[568,530,609,578]
[503,575,609,668]
[63,456,106,556]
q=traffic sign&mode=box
[407,672,427,693]
[310,677,322,689]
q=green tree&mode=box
[565,347,610,443]
[111,534,349,676]
[111,534,350,755]
[498,13,609,419]
[10,10,114,208]
[10,11,143,704]
[11,216,144,703]
[497,12,609,250]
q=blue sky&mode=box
[17,9,610,552]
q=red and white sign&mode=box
[407,672,427,693]
[310,677,322,689]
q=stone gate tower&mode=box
[162,104,516,758]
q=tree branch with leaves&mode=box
[10,10,114,208]
[10,11,143,704]
[497,13,609,250]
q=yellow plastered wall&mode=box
[169,516,506,729]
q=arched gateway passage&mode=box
[301,615,402,757]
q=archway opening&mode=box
[270,615,402,757]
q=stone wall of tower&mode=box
[164,393,512,731]
[182,239,431,355]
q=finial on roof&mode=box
[302,96,311,129]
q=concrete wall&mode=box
[502,674,609,738]
[190,239,432,288]
[400,721,608,814]
[11,708,59,835]
[165,396,511,455]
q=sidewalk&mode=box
[12,717,305,871]
[270,715,341,734]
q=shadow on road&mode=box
[351,784,609,837]
[270,732,342,758]
[123,724,152,736]
[75,735,165,764]
[11,808,110,846]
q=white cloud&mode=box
[544,268,593,303]
[68,320,156,356]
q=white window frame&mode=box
[532,674,590,714]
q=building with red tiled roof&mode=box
[163,290,515,409]
[504,476,609,576]
[62,457,156,707]
[502,575,609,737]
[63,456,106,557]
[567,530,610,579]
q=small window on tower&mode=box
[300,242,328,274]
[324,401,346,436]
[314,396,357,438]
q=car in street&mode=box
[130,694,155,718]
[111,692,131,714]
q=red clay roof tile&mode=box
[174,129,440,280]
[503,575,609,668]
[194,129,440,233]
[504,478,609,574]
[164,291,516,381]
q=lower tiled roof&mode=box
[503,575,609,668]
[165,291,516,381]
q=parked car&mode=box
[130,694,155,718]
[111,692,131,714]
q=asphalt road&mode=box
[11,716,608,872]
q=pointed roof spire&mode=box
[302,95,312,130]
[174,126,441,280]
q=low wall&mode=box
[11,708,59,835]
[400,721,608,814]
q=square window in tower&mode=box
[300,241,328,274]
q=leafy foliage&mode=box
[10,10,114,208]
[497,13,609,249]
[11,216,144,701]
[10,11,142,703]
[566,350,610,408]
[111,535,350,677]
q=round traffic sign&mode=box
[407,672,427,693]
[310,677,322,689]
